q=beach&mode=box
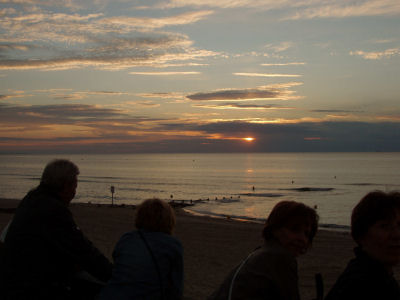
[1,198,399,300]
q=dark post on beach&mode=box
[110,185,115,206]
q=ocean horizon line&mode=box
[1,151,399,155]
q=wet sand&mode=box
[1,198,399,300]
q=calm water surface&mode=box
[0,153,399,227]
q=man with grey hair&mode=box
[0,159,113,300]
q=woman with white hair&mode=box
[99,198,183,300]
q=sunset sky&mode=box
[1,0,400,153]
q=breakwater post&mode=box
[111,185,115,206]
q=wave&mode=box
[280,187,334,192]
[81,175,126,180]
[345,183,376,186]
[118,187,165,193]
[184,209,264,223]
[238,193,283,198]
[215,197,241,203]
[319,223,350,231]
[25,177,40,181]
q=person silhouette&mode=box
[0,159,112,300]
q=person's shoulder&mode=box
[117,230,183,257]
[119,230,181,246]
[145,231,183,255]
[17,187,68,215]
[325,256,389,300]
[343,254,387,281]
[260,241,295,262]
[246,241,296,273]
[151,231,183,249]
[167,234,183,251]
[117,230,139,243]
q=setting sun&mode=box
[243,137,255,142]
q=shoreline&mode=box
[182,207,351,232]
[1,198,398,299]
[0,197,351,231]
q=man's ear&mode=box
[58,182,73,204]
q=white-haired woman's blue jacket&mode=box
[99,229,183,300]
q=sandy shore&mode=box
[1,198,399,300]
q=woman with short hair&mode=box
[209,201,319,300]
[99,198,183,300]
[325,190,400,300]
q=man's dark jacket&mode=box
[324,247,400,300]
[0,185,113,299]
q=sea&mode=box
[1,153,399,229]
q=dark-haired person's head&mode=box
[40,159,80,205]
[135,198,176,235]
[262,201,319,257]
[351,190,400,269]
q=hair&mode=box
[40,159,80,191]
[135,198,176,235]
[262,201,319,243]
[351,190,400,243]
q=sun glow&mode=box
[243,137,255,142]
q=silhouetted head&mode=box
[135,198,176,235]
[351,190,400,268]
[40,159,80,204]
[263,201,319,256]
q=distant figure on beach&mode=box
[208,201,318,300]
[99,198,183,300]
[325,190,400,300]
[0,159,113,300]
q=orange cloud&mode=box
[129,71,201,76]
[234,72,301,78]
[304,137,323,141]
[350,48,400,60]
